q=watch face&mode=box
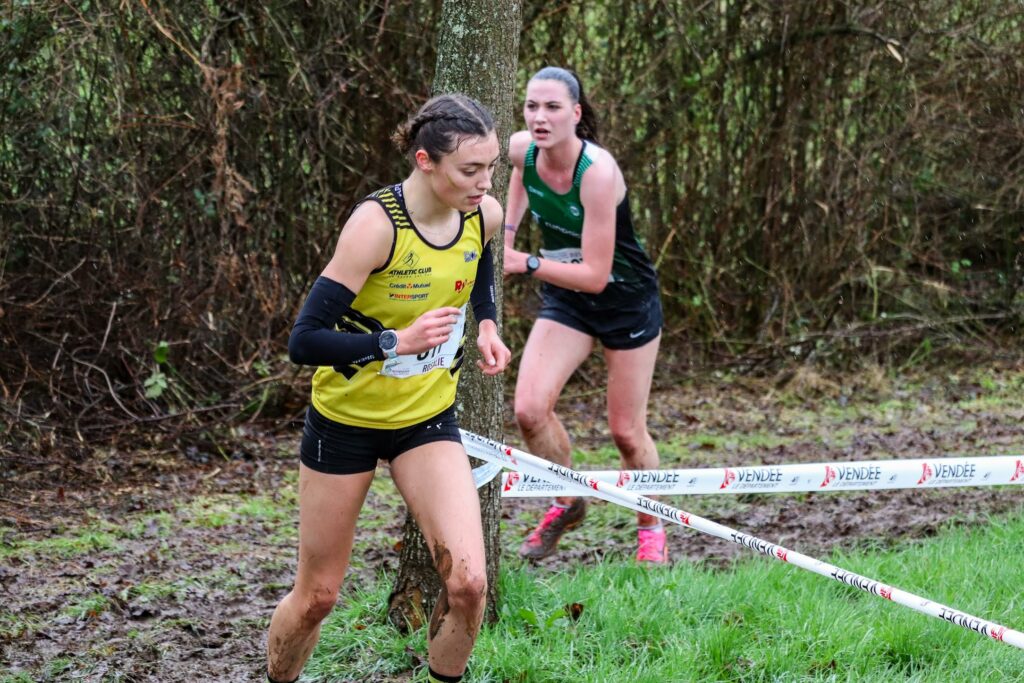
[379,330,398,351]
[527,255,540,272]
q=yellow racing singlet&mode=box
[310,183,484,429]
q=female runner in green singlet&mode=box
[503,67,668,565]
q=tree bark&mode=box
[388,0,522,631]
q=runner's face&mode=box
[423,132,499,212]
[524,79,581,147]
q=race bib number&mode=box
[539,248,616,282]
[379,305,466,379]
[540,247,583,264]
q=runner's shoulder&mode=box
[508,131,532,166]
[480,195,504,242]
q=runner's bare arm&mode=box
[509,155,616,291]
[503,131,532,251]
[315,200,456,358]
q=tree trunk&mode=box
[388,0,522,631]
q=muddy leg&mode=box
[266,465,373,681]
[391,442,488,678]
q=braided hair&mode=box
[529,66,600,144]
[392,94,495,161]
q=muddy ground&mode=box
[2,365,1023,682]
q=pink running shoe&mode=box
[636,525,669,564]
[518,499,587,560]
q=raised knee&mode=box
[445,571,487,614]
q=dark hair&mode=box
[392,94,495,161]
[529,66,600,143]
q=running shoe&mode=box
[636,525,669,564]
[518,499,587,560]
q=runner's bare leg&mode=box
[390,441,488,678]
[514,318,594,506]
[605,333,661,526]
[267,465,374,682]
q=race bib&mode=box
[540,247,583,264]
[539,247,616,282]
[379,305,466,379]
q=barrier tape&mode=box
[477,455,1024,497]
[461,430,1024,650]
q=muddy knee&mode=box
[514,398,554,436]
[610,425,649,461]
[300,585,338,626]
[446,571,487,616]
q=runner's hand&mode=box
[503,245,528,276]
[396,307,461,355]
[475,320,510,375]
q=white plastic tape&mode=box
[462,430,1024,650]
[482,456,1024,497]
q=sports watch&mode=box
[525,254,541,276]
[377,329,399,359]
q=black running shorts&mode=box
[300,403,462,475]
[538,281,663,350]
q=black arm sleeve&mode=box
[470,240,498,324]
[288,276,383,366]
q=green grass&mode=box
[61,593,111,620]
[310,510,1024,682]
[0,611,43,640]
[0,530,121,560]
[183,490,298,529]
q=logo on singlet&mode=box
[567,204,581,218]
[400,251,420,268]
[464,250,478,263]
[527,185,545,197]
